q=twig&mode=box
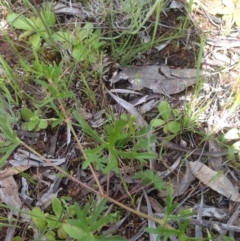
[158,137,234,157]
[215,203,240,240]
[189,218,240,233]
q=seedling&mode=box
[73,112,157,173]
[30,197,124,241]
[7,9,56,49]
[20,107,48,131]
[151,101,182,135]
[52,23,105,64]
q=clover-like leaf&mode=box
[27,119,39,131]
[151,118,165,128]
[167,121,181,134]
[38,119,48,130]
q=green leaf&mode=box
[62,223,87,239]
[106,119,128,147]
[134,170,167,192]
[27,119,39,131]
[78,22,94,41]
[73,202,89,230]
[68,205,76,217]
[90,198,108,231]
[13,236,22,241]
[31,207,47,231]
[44,232,56,241]
[52,198,63,218]
[103,153,118,173]
[223,236,236,241]
[172,108,181,117]
[89,54,97,64]
[18,30,35,40]
[158,101,171,121]
[40,9,56,26]
[118,150,157,160]
[58,225,68,239]
[167,121,181,134]
[83,146,105,169]
[150,118,165,128]
[73,111,103,143]
[0,145,19,168]
[94,235,127,241]
[46,215,61,229]
[72,44,86,62]
[38,119,48,130]
[20,108,34,121]
[165,188,177,216]
[95,236,127,241]
[7,13,35,31]
[29,33,41,49]
[52,31,71,42]
[163,124,169,134]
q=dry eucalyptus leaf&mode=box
[193,204,227,219]
[189,162,240,202]
[107,89,146,128]
[173,161,195,197]
[208,139,223,171]
[0,166,30,179]
[143,190,157,241]
[0,176,22,215]
[114,65,204,95]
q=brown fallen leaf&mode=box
[112,65,204,95]
[208,138,223,171]
[189,161,240,202]
[0,166,30,179]
[173,160,195,197]
[0,176,22,215]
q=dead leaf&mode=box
[36,181,62,210]
[208,139,223,171]
[0,176,22,215]
[9,149,65,167]
[107,89,147,128]
[143,190,157,241]
[0,166,30,179]
[173,160,195,197]
[115,65,203,95]
[189,162,240,202]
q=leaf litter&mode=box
[189,161,240,202]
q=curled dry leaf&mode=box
[193,204,227,220]
[189,162,240,202]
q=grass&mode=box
[0,0,240,240]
